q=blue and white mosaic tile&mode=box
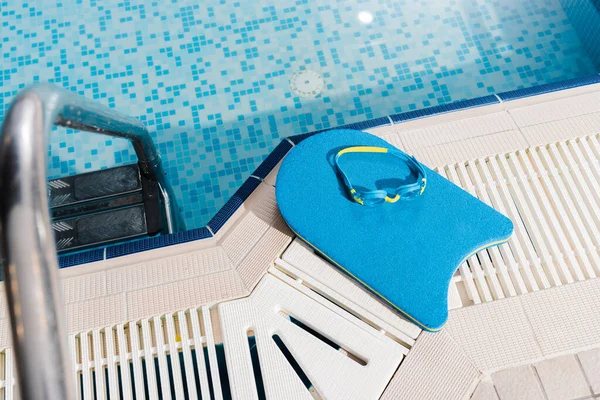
[1,0,599,229]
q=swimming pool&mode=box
[1,0,600,229]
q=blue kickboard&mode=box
[275,129,513,331]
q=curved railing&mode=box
[0,83,184,399]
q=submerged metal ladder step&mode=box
[48,164,163,252]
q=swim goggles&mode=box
[334,146,427,207]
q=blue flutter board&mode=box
[275,129,513,331]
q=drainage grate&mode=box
[439,134,600,306]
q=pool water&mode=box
[1,0,599,229]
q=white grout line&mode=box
[206,225,215,237]
[575,354,596,398]
[530,364,551,400]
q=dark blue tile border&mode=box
[288,131,320,145]
[252,139,293,179]
[207,176,262,234]
[59,249,104,268]
[289,116,391,144]
[497,74,600,101]
[105,227,212,259]
[56,74,600,267]
[390,95,499,123]
[339,116,392,131]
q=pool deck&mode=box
[2,83,600,398]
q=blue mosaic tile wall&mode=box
[561,0,600,69]
[1,0,599,229]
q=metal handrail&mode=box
[0,83,184,399]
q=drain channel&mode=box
[289,70,325,98]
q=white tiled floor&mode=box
[578,348,600,395]
[471,380,499,400]
[534,355,590,400]
[492,365,545,400]
[472,350,600,400]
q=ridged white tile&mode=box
[221,186,279,266]
[381,131,406,151]
[263,159,283,187]
[509,91,600,127]
[397,111,516,152]
[0,318,9,350]
[219,274,405,400]
[61,271,106,304]
[126,269,247,321]
[521,112,600,147]
[221,212,271,266]
[413,130,527,167]
[66,294,127,333]
[269,266,413,354]
[281,239,420,340]
[106,246,233,295]
[236,215,293,291]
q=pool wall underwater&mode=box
[561,0,600,70]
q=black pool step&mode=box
[48,164,142,209]
[50,192,144,220]
[48,164,164,253]
[53,205,148,252]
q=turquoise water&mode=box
[1,0,599,229]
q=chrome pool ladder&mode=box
[0,83,184,399]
